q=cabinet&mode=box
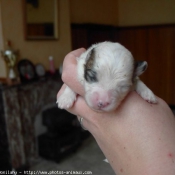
[0,76,62,170]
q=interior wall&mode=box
[27,0,54,23]
[0,0,71,78]
[1,0,175,78]
[118,0,175,26]
[70,0,175,27]
[70,0,118,26]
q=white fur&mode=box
[57,86,76,108]
[57,41,157,111]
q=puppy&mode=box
[57,41,157,112]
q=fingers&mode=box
[66,96,91,117]
[62,48,85,70]
[65,48,86,60]
[66,95,105,128]
[62,48,86,75]
[67,96,93,131]
[77,116,87,130]
[61,48,86,96]
[56,85,89,131]
[67,95,117,133]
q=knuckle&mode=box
[61,70,67,82]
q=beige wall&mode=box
[70,0,175,27]
[1,0,175,78]
[0,0,71,78]
[70,0,118,26]
[118,0,175,26]
[27,0,54,23]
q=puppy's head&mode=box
[83,42,147,112]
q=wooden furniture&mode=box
[0,76,62,170]
[38,107,82,163]
[71,23,175,105]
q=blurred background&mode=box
[0,0,175,174]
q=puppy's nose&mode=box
[91,91,112,110]
[97,101,110,108]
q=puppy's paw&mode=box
[135,79,157,104]
[57,93,76,109]
[139,88,157,104]
[57,87,76,109]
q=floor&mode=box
[30,136,115,175]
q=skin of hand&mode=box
[57,48,175,175]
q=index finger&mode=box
[62,48,86,96]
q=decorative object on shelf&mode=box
[35,63,46,77]
[17,59,37,83]
[1,41,20,84]
[49,56,56,74]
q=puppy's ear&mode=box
[134,61,147,77]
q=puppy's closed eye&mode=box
[84,69,98,83]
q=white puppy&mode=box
[57,41,157,112]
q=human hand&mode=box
[57,49,175,175]
[57,48,85,97]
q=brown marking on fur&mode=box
[84,49,98,83]
[84,48,95,70]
